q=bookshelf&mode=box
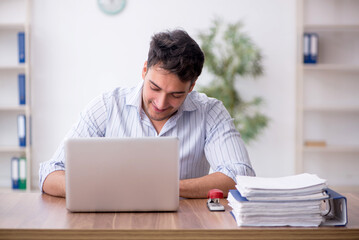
[0,0,31,191]
[296,0,359,186]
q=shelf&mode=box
[0,106,27,112]
[0,0,32,192]
[304,24,359,31]
[0,23,26,31]
[0,65,27,71]
[296,0,359,185]
[0,146,26,154]
[303,64,359,71]
[303,145,359,153]
[304,107,359,113]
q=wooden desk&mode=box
[0,192,358,240]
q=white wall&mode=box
[30,0,297,189]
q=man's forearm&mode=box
[179,172,236,198]
[42,170,66,198]
[42,171,234,199]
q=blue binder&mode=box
[303,33,318,64]
[303,33,310,63]
[18,32,25,63]
[18,74,26,105]
[229,189,249,201]
[19,157,27,190]
[11,157,19,189]
[17,115,26,147]
[229,188,348,227]
[321,188,348,226]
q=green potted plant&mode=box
[198,19,269,144]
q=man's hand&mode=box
[179,172,236,198]
[42,170,66,198]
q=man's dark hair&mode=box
[147,29,205,84]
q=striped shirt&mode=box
[39,81,255,190]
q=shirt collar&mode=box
[179,91,197,112]
[125,81,143,112]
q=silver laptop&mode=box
[65,137,179,212]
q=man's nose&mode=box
[156,93,168,110]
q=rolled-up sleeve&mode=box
[38,142,66,191]
[204,101,255,182]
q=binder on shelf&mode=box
[18,32,25,63]
[17,114,26,147]
[310,33,318,63]
[19,157,27,190]
[11,157,19,189]
[303,33,318,64]
[18,74,26,105]
[303,33,310,63]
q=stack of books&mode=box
[228,173,329,227]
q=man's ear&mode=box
[142,61,148,80]
[189,80,196,93]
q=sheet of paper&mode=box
[228,173,328,227]
[235,173,326,190]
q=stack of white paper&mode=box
[228,173,328,227]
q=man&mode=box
[39,29,255,198]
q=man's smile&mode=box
[152,102,170,113]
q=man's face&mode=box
[141,62,195,123]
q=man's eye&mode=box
[150,87,160,91]
[172,94,183,99]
